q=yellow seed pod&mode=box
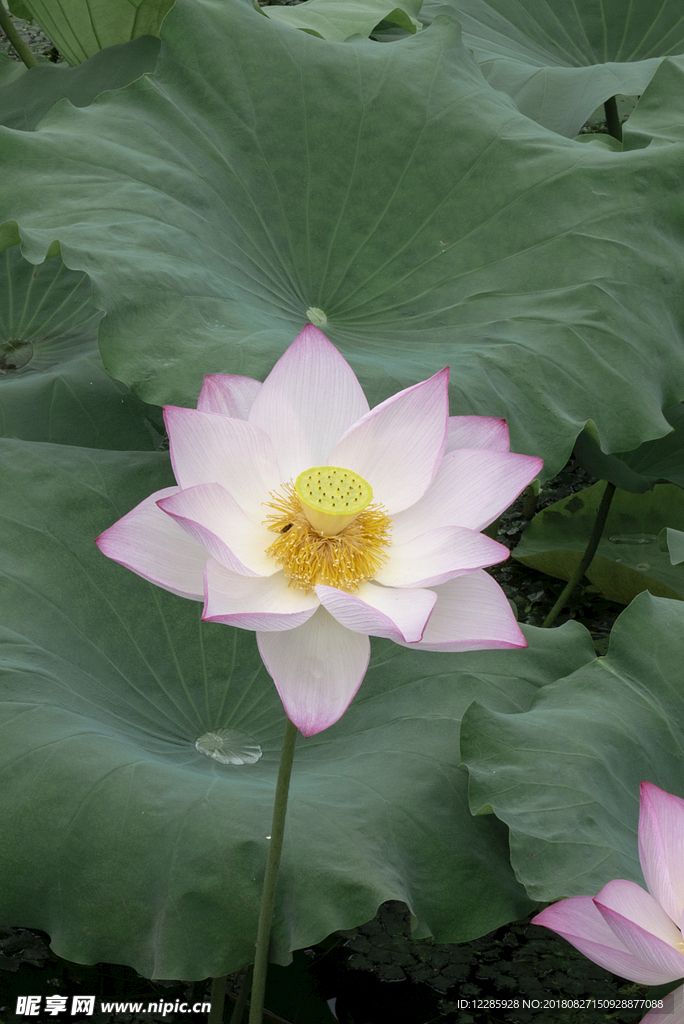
[295,465,373,536]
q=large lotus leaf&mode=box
[0,35,160,131]
[574,404,684,493]
[3,2,684,480]
[421,0,684,136]
[0,245,163,447]
[8,0,174,66]
[513,481,684,604]
[460,593,684,901]
[0,53,27,87]
[0,439,605,978]
[262,0,423,41]
[622,53,684,148]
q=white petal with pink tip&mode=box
[329,369,449,514]
[203,558,318,630]
[316,581,436,643]
[247,324,369,481]
[595,880,684,979]
[96,487,207,600]
[164,407,281,521]
[157,483,275,577]
[197,374,261,419]
[257,608,370,737]
[375,525,509,588]
[397,570,526,651]
[392,449,542,539]
[446,415,509,453]
[532,896,678,985]
[639,782,684,927]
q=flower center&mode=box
[263,467,392,593]
[295,465,373,536]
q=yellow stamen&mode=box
[263,480,392,593]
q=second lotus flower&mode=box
[533,781,684,1023]
[97,325,542,736]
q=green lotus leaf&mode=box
[0,53,28,87]
[622,53,684,148]
[0,438,598,977]
[513,481,684,604]
[574,404,684,493]
[5,0,31,16]
[0,245,163,447]
[262,0,423,42]
[460,593,684,901]
[9,0,174,65]
[2,0,684,479]
[573,132,623,152]
[0,36,160,132]
[422,0,684,135]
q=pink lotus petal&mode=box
[315,581,436,643]
[396,570,526,651]
[532,896,680,985]
[595,880,684,981]
[157,483,275,577]
[257,607,370,736]
[197,374,261,418]
[247,325,369,481]
[96,487,207,600]
[446,415,510,453]
[203,558,318,630]
[164,407,281,521]
[639,782,684,927]
[391,448,543,538]
[375,525,509,588]
[328,368,449,514]
[641,983,684,1023]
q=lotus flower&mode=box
[533,782,684,1023]
[97,325,541,736]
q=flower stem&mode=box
[522,484,538,520]
[604,96,622,142]
[230,965,252,1023]
[208,976,228,1024]
[542,480,616,629]
[248,716,298,1024]
[0,3,37,69]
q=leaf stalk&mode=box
[0,3,37,69]
[542,480,616,629]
